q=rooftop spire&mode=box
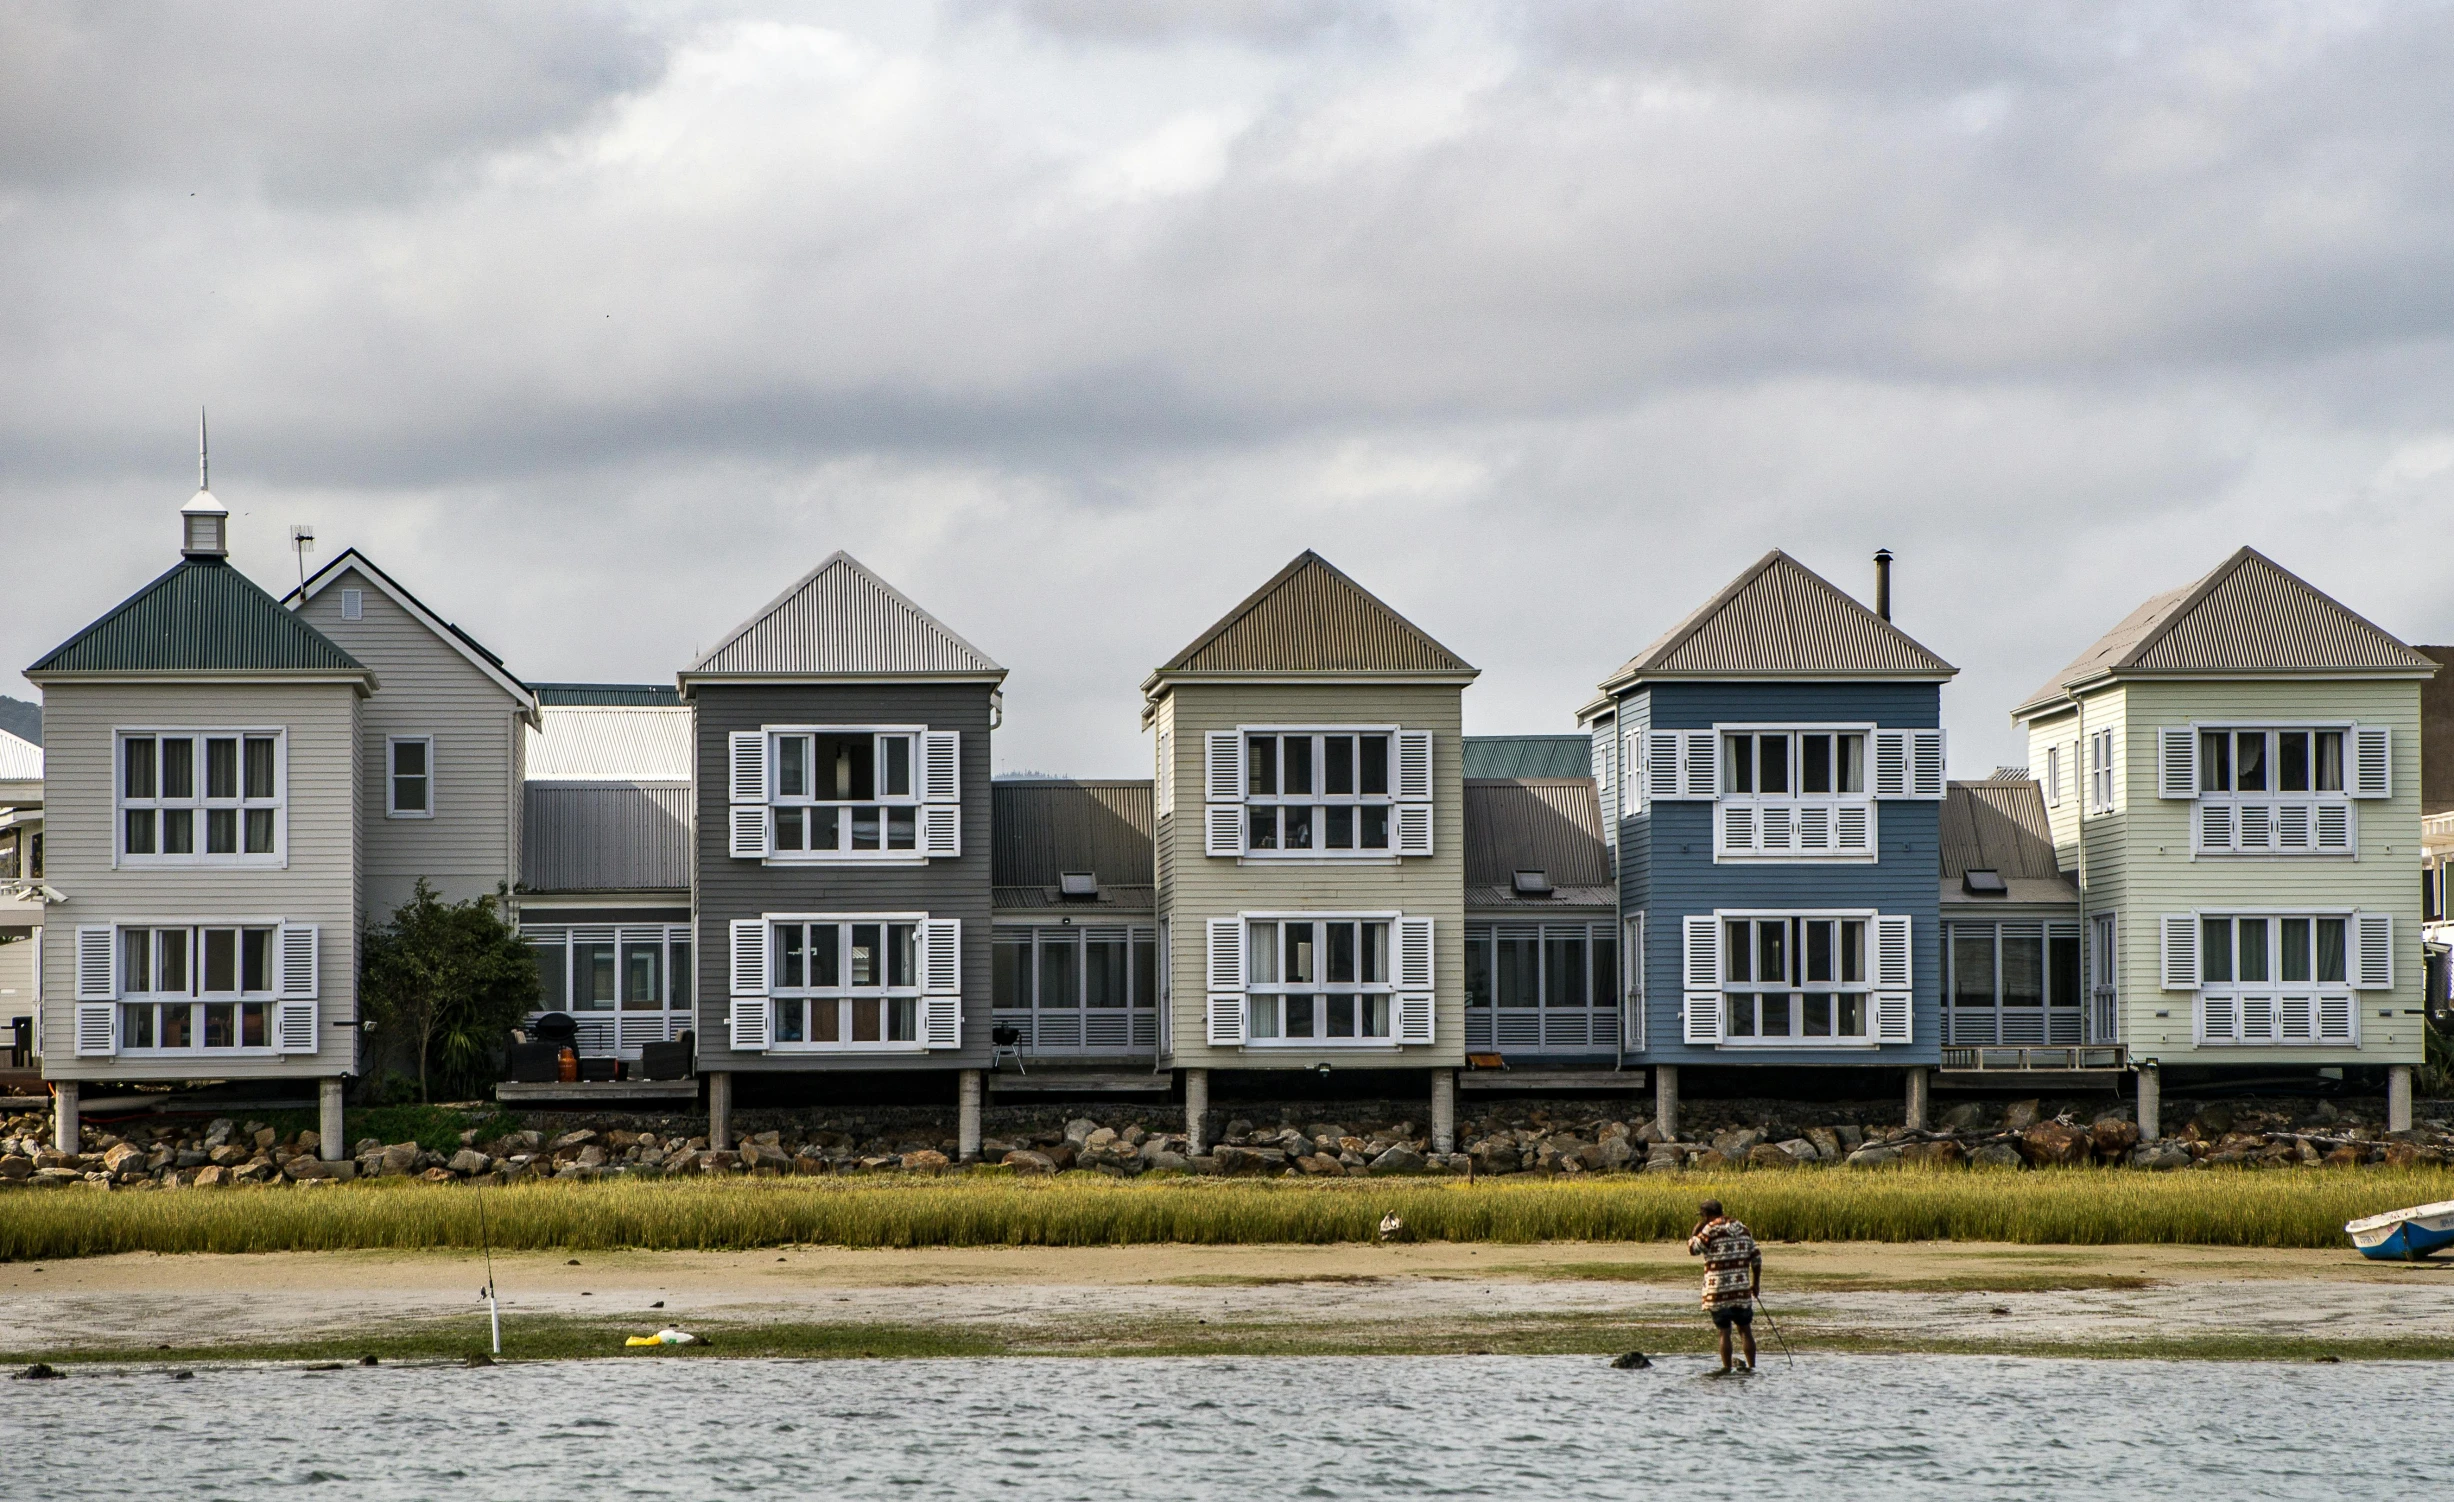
[199,406,208,490]
[181,408,229,559]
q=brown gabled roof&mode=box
[1939,777,2076,908]
[1599,551,1954,690]
[1147,552,1473,684]
[2015,547,2435,717]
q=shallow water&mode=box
[21,1353,2450,1500]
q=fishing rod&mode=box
[476,1178,502,1356]
[1754,1292,1795,1369]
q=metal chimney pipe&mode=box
[1873,549,1893,621]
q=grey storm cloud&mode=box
[3,0,2453,778]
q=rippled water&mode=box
[21,1354,2451,1499]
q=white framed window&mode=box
[1202,726,1432,859]
[2043,744,2061,808]
[92,919,318,1055]
[1716,724,1876,861]
[117,729,285,866]
[2089,912,2119,1043]
[993,924,1160,1053]
[2175,724,2366,856]
[1155,730,1173,816]
[1246,915,1396,1044]
[2087,728,2116,813]
[522,923,693,1058]
[340,587,364,621]
[733,726,958,863]
[2189,912,2363,1045]
[1944,921,2085,1045]
[1723,913,1873,1044]
[771,917,921,1049]
[388,735,433,818]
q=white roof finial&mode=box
[199,406,208,491]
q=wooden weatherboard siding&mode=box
[296,565,524,919]
[1158,682,1466,1070]
[2031,679,2424,1066]
[691,682,993,1071]
[38,680,363,1081]
[1624,681,1944,1066]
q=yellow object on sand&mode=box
[624,1335,663,1347]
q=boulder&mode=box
[378,1143,420,1175]
[900,1149,952,1171]
[1368,1145,1427,1175]
[448,1149,491,1176]
[2128,1143,2192,1171]
[2089,1119,2141,1158]
[1691,1149,1732,1171]
[549,1129,598,1151]
[2322,1144,2365,1168]
[1001,1150,1057,1174]
[282,1157,333,1181]
[1212,1146,1269,1176]
[2000,1099,2043,1132]
[1775,1138,1820,1163]
[2384,1141,2445,1168]
[1063,1117,1100,1144]
[1144,1151,1190,1172]
[1745,1143,1799,1170]
[2018,1121,2089,1167]
[1969,1142,2025,1170]
[1938,1101,1990,1132]
[419,1166,456,1183]
[0,1155,30,1180]
[1596,1136,1636,1171]
[1804,1128,1843,1161]
[1845,1145,1903,1169]
[191,1165,232,1187]
[102,1142,148,1176]
[1898,1139,1964,1167]
[1083,1128,1120,1151]
[2192,1103,2236,1135]
[209,1144,251,1168]
[1295,1153,1346,1176]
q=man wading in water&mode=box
[1687,1199,1762,1373]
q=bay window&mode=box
[773,731,919,855]
[2183,725,2361,855]
[771,919,920,1047]
[1723,915,1870,1041]
[1245,731,1393,854]
[1246,917,1393,1043]
[119,925,276,1051]
[119,730,284,864]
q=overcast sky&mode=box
[6,1,2453,776]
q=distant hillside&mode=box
[0,697,37,747]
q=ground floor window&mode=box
[1247,917,1392,1042]
[1724,915,1867,1041]
[770,919,919,1046]
[1945,921,2084,1045]
[523,922,693,1057]
[119,924,276,1050]
[992,923,1158,1052]
[2198,913,2356,1044]
[1464,922,1618,1050]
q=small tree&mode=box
[361,880,539,1102]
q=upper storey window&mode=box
[119,730,285,866]
[2158,724,2388,856]
[1633,723,1940,862]
[1202,727,1434,860]
[729,727,960,862]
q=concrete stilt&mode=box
[1654,1064,1679,1142]
[1430,1070,1456,1155]
[1184,1068,1210,1156]
[1904,1067,1930,1131]
[52,1080,79,1154]
[2390,1064,2414,1134]
[2136,1062,2161,1141]
[958,1070,984,1162]
[319,1077,346,1161]
[707,1070,733,1150]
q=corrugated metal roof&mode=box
[1464,885,1615,910]
[1602,551,1954,687]
[522,782,692,892]
[1152,552,1474,678]
[534,683,684,707]
[1463,735,1590,779]
[0,730,40,781]
[30,557,370,678]
[2019,548,2437,715]
[1463,778,1610,898]
[993,884,1158,915]
[525,706,695,781]
[991,780,1154,888]
[686,551,1002,680]
[1940,778,2065,880]
[2422,646,2454,815]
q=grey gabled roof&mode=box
[30,557,371,681]
[1601,550,1954,690]
[1463,777,1613,909]
[1149,552,1474,683]
[1462,735,1591,779]
[992,779,1156,913]
[2016,547,2437,717]
[684,551,1003,682]
[533,683,684,707]
[1939,777,2076,908]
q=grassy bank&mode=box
[6,1167,2449,1259]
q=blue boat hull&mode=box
[2352,1218,2454,1261]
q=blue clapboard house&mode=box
[1582,552,1956,1133]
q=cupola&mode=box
[181,409,227,558]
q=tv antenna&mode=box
[290,524,316,588]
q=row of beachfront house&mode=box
[6,478,2443,1158]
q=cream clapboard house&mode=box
[1147,554,1475,1153]
[2016,548,2438,1133]
[27,491,371,1154]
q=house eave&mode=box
[1599,667,1958,696]
[678,670,1009,697]
[25,668,379,696]
[2014,664,2439,722]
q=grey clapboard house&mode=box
[684,552,1004,1151]
[27,490,369,1154]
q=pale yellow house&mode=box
[2016,548,2437,1133]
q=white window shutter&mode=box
[1873,915,1912,991]
[274,1000,318,1054]
[1623,914,1646,1050]
[921,804,961,857]
[1395,917,1435,991]
[1683,991,1723,1045]
[1208,992,1247,1046]
[2316,804,2350,850]
[1871,730,1908,798]
[729,731,768,804]
[1205,804,1245,857]
[74,1002,117,1057]
[2318,993,2356,1042]
[921,731,961,803]
[1591,728,1614,829]
[1156,731,1172,814]
[1910,730,1946,798]
[730,804,771,860]
[2355,912,2394,989]
[1836,803,1871,853]
[1207,917,1246,991]
[1647,731,1682,802]
[2042,746,2060,808]
[75,924,118,1000]
[729,918,769,997]
[2159,914,2199,990]
[1681,730,1719,799]
[1623,727,1646,815]
[2198,993,2233,1044]
[2158,727,2198,799]
[1396,993,1434,1045]
[2352,726,2392,799]
[1682,913,1720,990]
[276,923,319,999]
[1205,732,1244,803]
[1395,804,1433,855]
[921,995,960,1050]
[922,918,962,994]
[730,996,771,1052]
[1873,992,1912,1043]
[1396,731,1433,801]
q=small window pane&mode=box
[2317,919,2347,983]
[1842,921,1865,984]
[1726,994,1756,1037]
[2279,732,2310,793]
[207,808,238,854]
[162,739,194,799]
[241,1002,268,1047]
[245,737,276,799]
[1327,923,1356,984]
[162,809,193,854]
[850,925,881,987]
[2279,919,2311,983]
[1246,736,1277,796]
[241,928,270,993]
[1284,736,1313,796]
[1325,806,1354,849]
[123,928,153,994]
[1724,921,1752,984]
[1248,996,1280,1039]
[670,940,691,1007]
[886,807,917,849]
[1282,805,1312,850]
[125,737,157,799]
[1952,927,1995,1008]
[1497,932,1537,1006]
[851,805,881,850]
[125,808,156,855]
[994,936,1031,1008]
[1247,922,1278,984]
[1247,807,1278,850]
[1839,734,1865,793]
[1086,934,1128,1008]
[2236,733,2267,792]
[160,932,189,995]
[881,736,911,798]
[2238,919,2269,984]
[622,943,662,1010]
[1546,934,1585,1008]
[206,738,239,799]
[1284,922,1316,985]
[2002,929,2043,1008]
[1801,734,1832,794]
[1365,922,1388,985]
[244,807,276,854]
[887,925,915,990]
[532,940,567,1010]
[2316,732,2344,792]
[1804,921,1834,985]
[1729,737,1754,794]
[811,925,840,987]
[1360,806,1389,849]
[1326,737,1354,794]
[774,807,805,851]
[1360,736,1389,796]
[1038,935,1078,1009]
[1285,994,1315,1037]
[1760,736,1789,795]
[2200,731,2229,792]
[778,736,807,798]
[575,942,615,1010]
[2200,919,2233,984]
[203,929,237,993]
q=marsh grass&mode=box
[5,1168,2449,1260]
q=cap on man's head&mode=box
[1698,1199,1723,1217]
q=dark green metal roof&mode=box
[29,557,369,677]
[533,682,683,706]
[1461,735,1590,779]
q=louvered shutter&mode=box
[2315,804,2350,850]
[1871,730,1908,797]
[1395,731,1433,801]
[1873,915,1912,990]
[1681,730,1719,799]
[1206,805,1245,857]
[2159,914,2199,990]
[921,918,962,1048]
[2354,912,2394,989]
[1393,916,1434,1047]
[75,924,118,1000]
[1835,802,1872,853]
[1205,733,1246,857]
[1591,728,1615,840]
[2158,727,2198,799]
[1873,992,1912,1043]
[730,731,768,803]
[1206,917,1246,1045]
[2318,992,2356,1042]
[1909,730,1946,799]
[1683,991,1723,1045]
[1623,727,1646,815]
[1647,731,1683,802]
[74,1002,116,1057]
[275,1000,318,1054]
[2197,802,2235,852]
[1395,804,1433,856]
[2198,993,2234,1044]
[731,919,772,1053]
[921,731,960,803]
[1156,730,1172,814]
[730,805,771,859]
[276,923,319,999]
[921,804,960,857]
[1622,914,1646,1050]
[1682,913,1722,1043]
[2352,726,2392,799]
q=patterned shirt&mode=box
[1687,1217,1760,1309]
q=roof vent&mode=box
[182,409,227,559]
[1512,869,1554,897]
[1962,868,2008,897]
[1058,871,1100,900]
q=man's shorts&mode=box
[1710,1303,1755,1330]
